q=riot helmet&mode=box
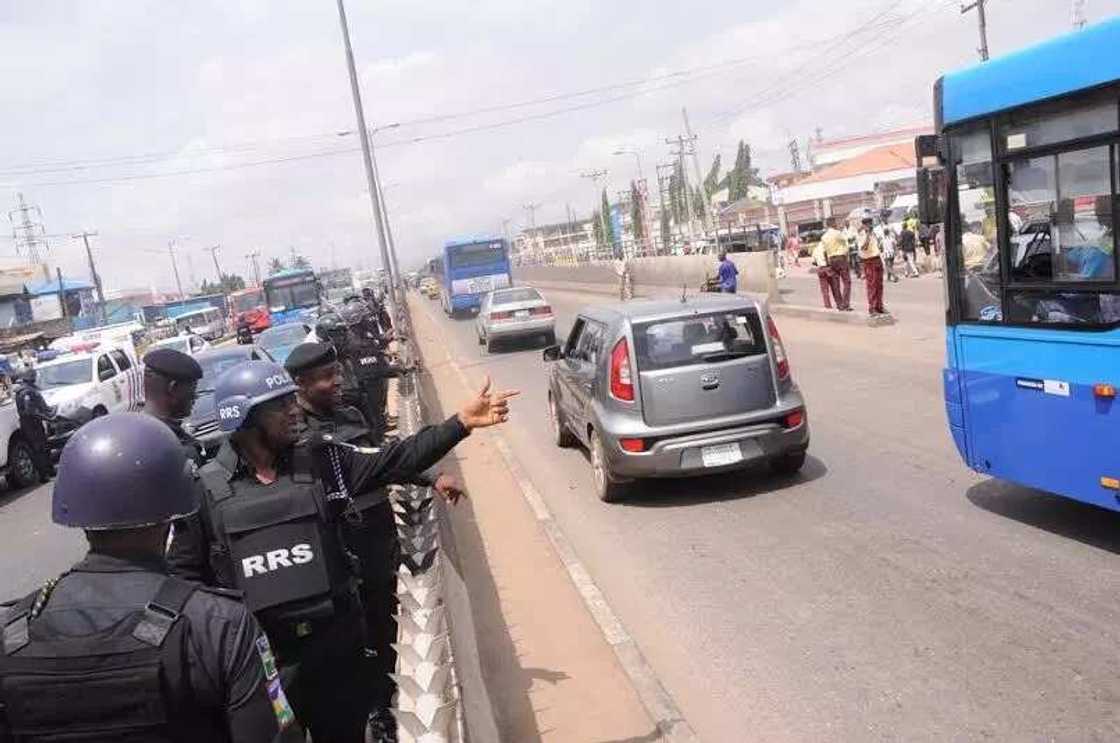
[52,413,199,530]
[213,359,298,433]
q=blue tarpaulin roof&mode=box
[25,278,94,296]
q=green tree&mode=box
[703,154,722,198]
[600,189,616,249]
[267,257,285,275]
[692,185,707,221]
[291,254,311,270]
[660,210,671,249]
[727,140,762,202]
[198,273,246,294]
[591,209,605,249]
[629,181,645,241]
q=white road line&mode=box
[413,297,699,743]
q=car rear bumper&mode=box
[485,317,555,339]
[601,416,809,479]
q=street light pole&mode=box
[335,0,397,314]
[206,245,224,292]
[167,240,185,298]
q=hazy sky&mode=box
[2,0,1117,293]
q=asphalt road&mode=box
[411,284,1120,742]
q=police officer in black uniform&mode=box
[166,360,516,742]
[315,311,365,417]
[0,413,302,742]
[141,347,204,465]
[284,342,464,736]
[339,302,409,443]
[12,368,57,483]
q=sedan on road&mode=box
[544,295,808,501]
[254,322,313,365]
[476,286,556,352]
[185,344,273,457]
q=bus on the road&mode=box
[918,18,1120,512]
[263,268,320,326]
[438,236,511,316]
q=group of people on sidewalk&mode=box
[810,215,943,316]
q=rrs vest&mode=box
[0,576,221,742]
[348,335,386,383]
[198,452,357,623]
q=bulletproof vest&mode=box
[0,576,219,743]
[198,451,356,623]
[349,334,386,382]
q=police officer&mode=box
[339,302,408,443]
[12,368,57,483]
[315,311,365,417]
[141,347,204,465]
[0,413,302,742]
[284,342,463,735]
[166,360,516,742]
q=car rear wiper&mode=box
[699,350,751,362]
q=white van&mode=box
[174,307,226,341]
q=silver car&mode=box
[476,286,556,352]
[544,295,809,502]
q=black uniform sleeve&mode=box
[167,513,215,585]
[212,602,303,742]
[341,414,467,494]
[29,389,55,419]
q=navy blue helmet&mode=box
[213,360,298,432]
[52,413,198,530]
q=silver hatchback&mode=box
[543,295,809,502]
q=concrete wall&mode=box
[514,252,778,302]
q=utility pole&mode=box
[379,184,403,291]
[167,240,185,298]
[8,194,51,280]
[656,162,676,252]
[335,0,397,313]
[579,169,609,259]
[72,231,106,324]
[523,202,540,230]
[245,251,262,287]
[961,0,990,61]
[205,245,225,292]
[666,135,695,237]
[682,108,709,231]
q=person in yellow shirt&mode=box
[857,218,886,315]
[820,217,852,311]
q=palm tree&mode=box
[292,255,311,270]
[267,257,285,275]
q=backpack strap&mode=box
[132,577,197,648]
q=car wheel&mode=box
[8,438,38,490]
[770,450,806,476]
[544,330,557,346]
[589,429,623,503]
[476,328,485,345]
[91,406,108,418]
[485,336,496,353]
[548,393,575,448]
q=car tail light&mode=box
[490,310,513,321]
[766,316,790,381]
[530,305,552,316]
[784,409,804,428]
[619,437,646,453]
[609,337,634,401]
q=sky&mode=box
[1,0,1118,294]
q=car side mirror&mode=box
[916,166,946,226]
[542,345,564,362]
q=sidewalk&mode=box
[408,297,661,742]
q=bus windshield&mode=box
[448,244,505,270]
[265,276,319,311]
[231,290,264,313]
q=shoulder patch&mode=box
[255,634,296,730]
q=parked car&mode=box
[476,286,555,352]
[185,344,273,457]
[543,295,808,502]
[37,345,144,419]
[255,322,313,365]
[149,334,211,356]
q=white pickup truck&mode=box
[36,346,144,420]
[0,398,36,490]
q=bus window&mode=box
[951,126,1000,321]
[1000,97,1117,152]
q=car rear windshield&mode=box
[492,288,541,305]
[633,309,766,371]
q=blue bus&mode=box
[438,236,511,316]
[917,18,1120,512]
[263,268,320,326]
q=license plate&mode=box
[701,442,742,467]
[514,310,530,318]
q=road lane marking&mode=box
[412,296,699,743]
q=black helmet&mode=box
[338,302,366,327]
[52,413,198,530]
[213,360,298,433]
[316,312,346,337]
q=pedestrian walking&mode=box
[932,223,945,275]
[858,218,887,315]
[812,240,835,309]
[786,233,802,268]
[717,251,739,293]
[167,360,516,742]
[880,226,899,282]
[821,218,853,310]
[12,368,57,483]
[0,413,303,742]
[899,222,920,277]
[918,222,932,272]
[843,223,862,279]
